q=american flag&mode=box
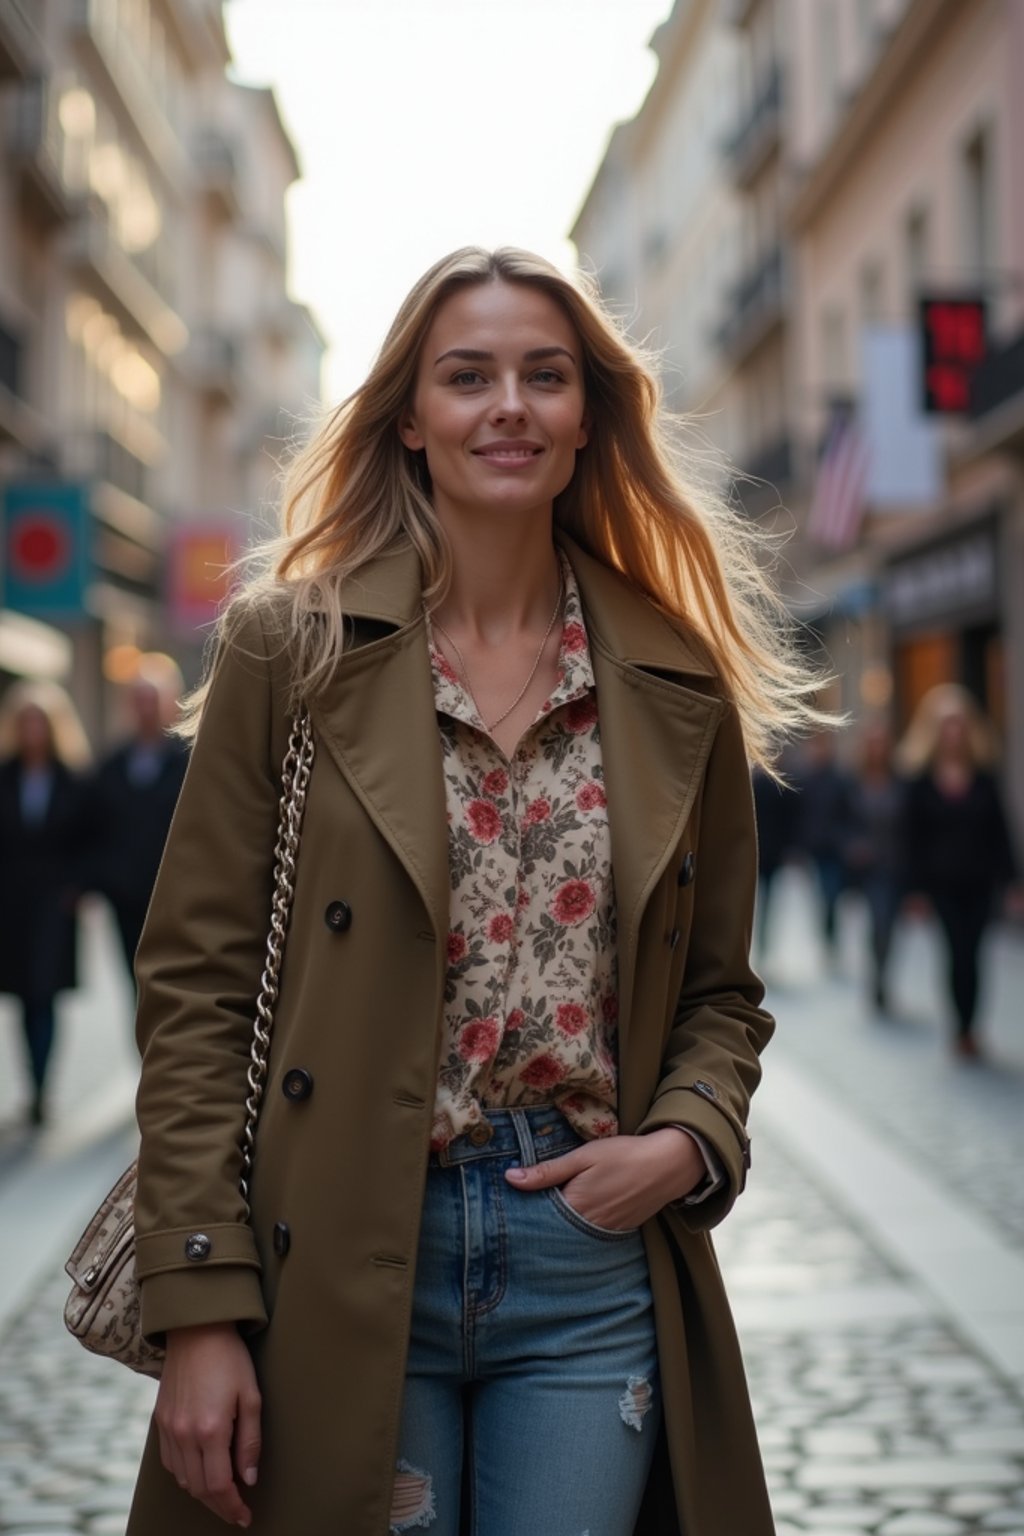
[807,404,870,552]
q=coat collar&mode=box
[326,530,717,681]
[308,533,726,1062]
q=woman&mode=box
[900,683,1019,1058]
[0,680,92,1126]
[844,721,906,1015]
[128,248,824,1536]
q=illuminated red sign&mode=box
[920,296,987,414]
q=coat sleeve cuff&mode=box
[636,1086,750,1231]
[139,1266,268,1344]
[134,1222,261,1280]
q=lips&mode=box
[471,440,544,461]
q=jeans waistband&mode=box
[430,1106,582,1169]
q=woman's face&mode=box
[936,708,970,759]
[15,704,53,760]
[400,279,589,525]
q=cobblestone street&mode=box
[1,875,1022,1534]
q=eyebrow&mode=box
[433,346,577,367]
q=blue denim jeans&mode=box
[392,1106,661,1536]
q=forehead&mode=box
[422,280,579,359]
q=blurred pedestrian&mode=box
[899,684,1021,1058]
[793,731,853,960]
[843,721,906,1015]
[91,657,188,978]
[124,247,825,1536]
[752,763,796,956]
[0,681,93,1126]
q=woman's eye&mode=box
[451,370,485,386]
[531,369,564,385]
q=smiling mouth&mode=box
[471,445,544,462]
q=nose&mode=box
[491,371,528,423]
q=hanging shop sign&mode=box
[883,515,1000,631]
[919,296,987,414]
[1,482,92,619]
[167,523,239,634]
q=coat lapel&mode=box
[560,537,727,1054]
[306,543,451,944]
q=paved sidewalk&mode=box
[0,871,1022,1533]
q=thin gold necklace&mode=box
[431,580,564,732]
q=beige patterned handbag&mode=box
[63,712,315,1377]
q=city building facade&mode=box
[572,0,1024,831]
[0,0,324,740]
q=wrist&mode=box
[642,1126,704,1201]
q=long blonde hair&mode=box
[181,245,827,769]
[897,683,999,775]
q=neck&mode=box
[432,500,562,641]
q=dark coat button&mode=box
[273,1221,291,1257]
[324,900,352,933]
[669,927,681,951]
[678,852,696,887]
[694,1079,717,1100]
[185,1233,211,1261]
[282,1067,314,1102]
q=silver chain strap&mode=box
[239,710,316,1211]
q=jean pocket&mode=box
[544,1187,640,1242]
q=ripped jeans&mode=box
[392,1107,661,1536]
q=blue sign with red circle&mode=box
[2,483,91,617]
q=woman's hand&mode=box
[155,1322,262,1528]
[504,1128,706,1230]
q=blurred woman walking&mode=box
[0,681,93,1125]
[844,721,906,1015]
[900,684,1020,1058]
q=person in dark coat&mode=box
[91,663,188,977]
[899,684,1021,1058]
[0,681,93,1125]
[752,762,797,956]
[843,721,906,1015]
[792,731,853,958]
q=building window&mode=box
[962,123,996,280]
[904,204,930,307]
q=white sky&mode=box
[223,0,673,401]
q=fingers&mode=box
[200,1430,252,1527]
[233,1387,263,1491]
[505,1146,590,1188]
[155,1326,260,1528]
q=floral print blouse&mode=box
[426,559,621,1153]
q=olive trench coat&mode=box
[127,533,776,1536]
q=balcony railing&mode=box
[63,201,188,357]
[0,0,43,80]
[4,79,75,226]
[716,244,786,364]
[724,64,782,186]
[71,0,187,186]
